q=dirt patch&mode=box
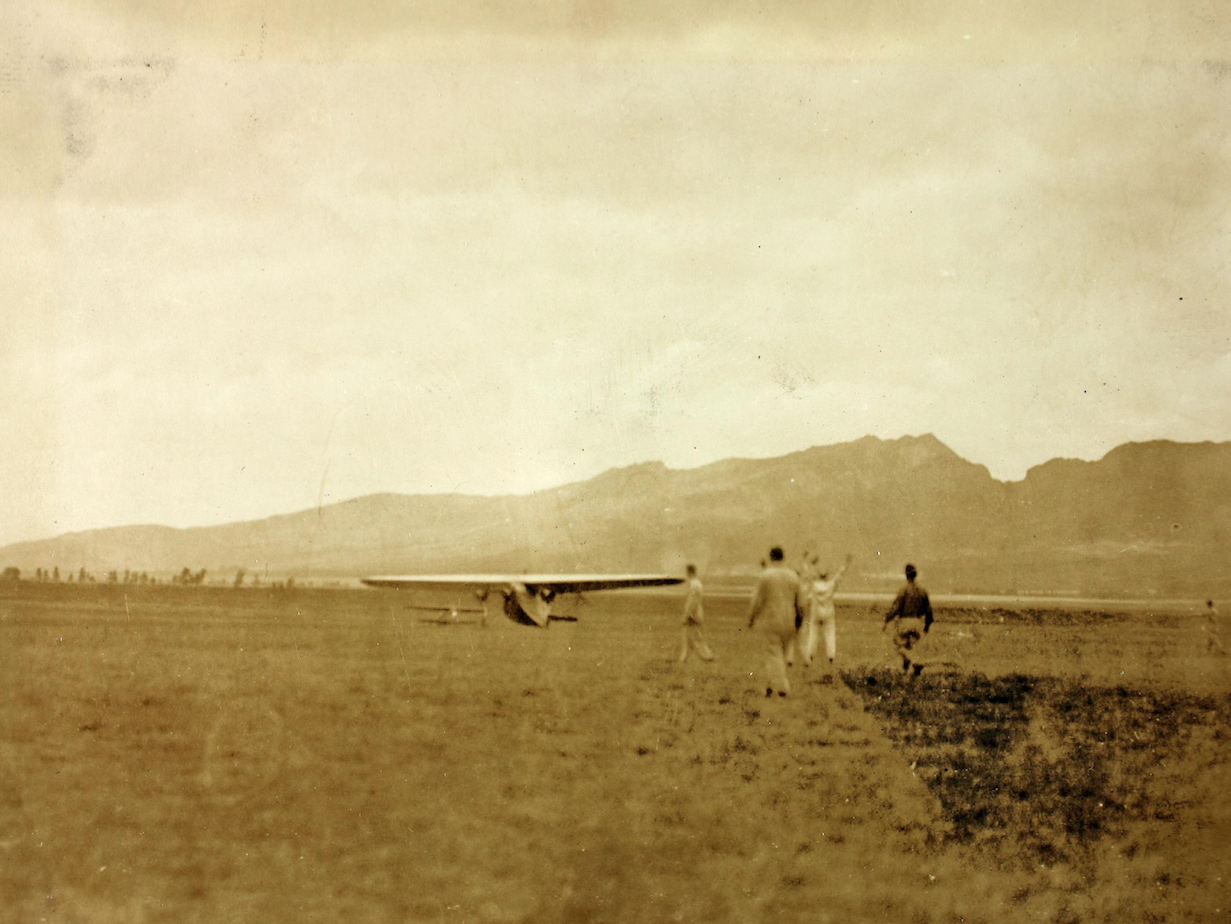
[845,668,1231,869]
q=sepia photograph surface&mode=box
[1,2,1228,922]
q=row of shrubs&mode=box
[1,566,296,588]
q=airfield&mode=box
[1,582,1227,923]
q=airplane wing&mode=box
[361,573,683,626]
[361,573,683,593]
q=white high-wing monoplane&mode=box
[361,573,683,626]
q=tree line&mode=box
[1,566,167,584]
[2,566,295,589]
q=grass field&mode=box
[1,582,1228,923]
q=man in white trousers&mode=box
[748,547,809,697]
[802,552,853,673]
[678,564,715,662]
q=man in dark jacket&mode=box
[884,563,933,677]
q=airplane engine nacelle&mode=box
[504,583,551,627]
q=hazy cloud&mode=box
[1,1,1228,545]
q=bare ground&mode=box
[0,583,1227,923]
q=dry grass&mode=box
[0,583,1227,923]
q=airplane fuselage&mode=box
[361,574,683,626]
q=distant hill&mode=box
[2,435,1227,597]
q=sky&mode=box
[1,1,1228,546]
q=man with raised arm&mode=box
[883,562,933,678]
[803,552,854,674]
[748,547,809,697]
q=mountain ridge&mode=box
[3,435,1227,596]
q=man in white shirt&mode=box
[748,547,809,697]
[678,564,715,662]
[802,552,853,672]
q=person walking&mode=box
[803,552,853,673]
[1204,599,1225,656]
[678,564,715,662]
[748,547,809,697]
[883,563,933,678]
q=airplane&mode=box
[361,573,683,627]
